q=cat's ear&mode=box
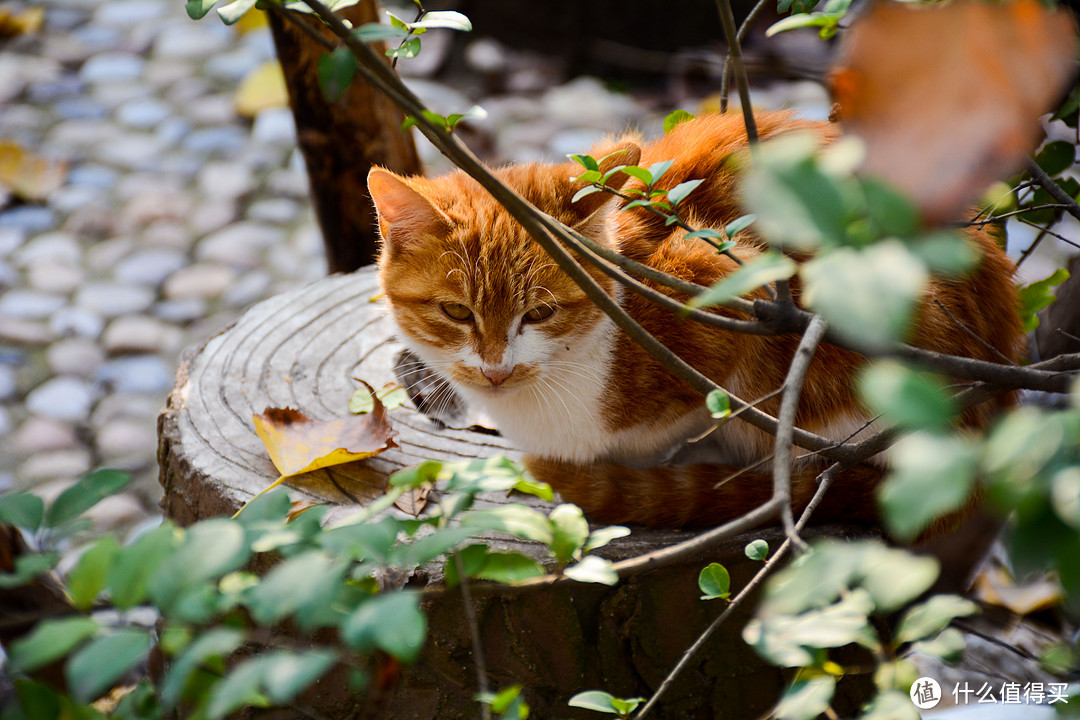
[368,169,449,256]
[571,141,642,220]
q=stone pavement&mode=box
[0,0,838,532]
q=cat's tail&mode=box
[524,457,883,529]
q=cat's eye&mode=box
[523,305,555,323]
[441,302,473,322]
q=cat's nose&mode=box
[483,367,513,386]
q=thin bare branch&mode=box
[720,0,771,113]
[635,464,839,720]
[453,552,491,720]
[774,315,828,551]
[1027,158,1080,224]
[932,299,1016,365]
[713,0,759,143]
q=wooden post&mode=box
[267,1,422,273]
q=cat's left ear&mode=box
[571,141,642,232]
[368,169,449,256]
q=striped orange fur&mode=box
[369,112,1024,529]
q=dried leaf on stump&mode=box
[286,500,324,522]
[0,7,44,38]
[973,564,1063,616]
[239,397,397,516]
[829,0,1077,224]
[394,486,431,518]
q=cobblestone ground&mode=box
[0,0,835,531]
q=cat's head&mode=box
[369,143,640,396]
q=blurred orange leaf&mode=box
[973,564,1063,616]
[235,61,288,118]
[0,141,66,202]
[830,0,1077,224]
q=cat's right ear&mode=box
[368,169,449,256]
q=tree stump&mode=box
[157,267,875,719]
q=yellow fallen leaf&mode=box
[237,391,397,516]
[829,0,1077,224]
[235,61,288,118]
[0,7,44,38]
[0,140,66,202]
[973,564,1063,616]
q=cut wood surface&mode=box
[157,266,879,718]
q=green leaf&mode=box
[706,389,731,419]
[343,591,427,662]
[0,552,58,589]
[395,526,474,567]
[446,105,487,129]
[699,562,731,600]
[549,504,589,565]
[66,630,151,702]
[408,10,472,31]
[667,179,703,207]
[204,658,270,720]
[261,650,338,704]
[896,595,978,644]
[684,228,724,241]
[859,690,921,720]
[45,469,130,527]
[1018,268,1069,332]
[473,551,545,584]
[513,474,554,502]
[689,252,796,309]
[724,214,756,238]
[387,35,421,60]
[1035,140,1076,176]
[320,515,402,563]
[0,493,44,531]
[316,47,356,103]
[568,154,599,171]
[911,627,966,664]
[10,680,62,720]
[462,505,554,545]
[744,589,876,667]
[161,628,245,710]
[185,0,218,20]
[745,539,769,561]
[1052,467,1080,530]
[568,691,620,714]
[245,550,346,628]
[741,133,847,250]
[443,543,489,586]
[563,555,618,585]
[879,433,978,542]
[583,525,631,554]
[68,536,119,610]
[353,22,410,43]
[766,12,843,37]
[108,523,177,608]
[907,231,978,276]
[648,160,675,184]
[663,109,696,134]
[856,545,939,613]
[860,177,919,239]
[389,460,442,489]
[216,0,256,24]
[775,677,836,720]
[858,361,957,431]
[618,166,653,185]
[148,519,249,609]
[801,241,927,351]
[348,383,406,414]
[8,618,100,672]
[478,685,529,718]
[572,186,602,204]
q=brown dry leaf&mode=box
[829,0,1078,224]
[0,7,44,38]
[235,61,288,118]
[253,403,397,480]
[0,140,66,202]
[286,500,324,522]
[973,564,1063,616]
[394,486,431,518]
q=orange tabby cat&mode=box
[369,112,1023,528]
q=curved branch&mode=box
[1027,158,1080,225]
[774,315,828,550]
